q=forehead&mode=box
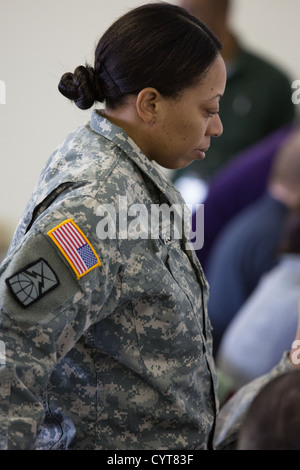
[191,55,226,100]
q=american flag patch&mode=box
[47,219,101,278]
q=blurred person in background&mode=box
[173,0,295,204]
[214,301,300,449]
[236,370,300,450]
[205,128,300,356]
[217,208,300,392]
[193,124,293,270]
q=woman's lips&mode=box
[195,147,209,159]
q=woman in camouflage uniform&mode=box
[0,2,295,450]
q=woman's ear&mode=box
[136,87,161,125]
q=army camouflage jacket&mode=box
[0,110,218,450]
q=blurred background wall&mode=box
[1,0,300,248]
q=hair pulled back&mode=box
[58,2,222,109]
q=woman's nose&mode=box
[208,113,223,138]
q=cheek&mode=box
[181,120,206,143]
[160,112,205,151]
[160,120,182,147]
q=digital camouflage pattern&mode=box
[0,110,218,450]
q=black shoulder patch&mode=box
[5,258,59,308]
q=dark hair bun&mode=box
[58,65,104,109]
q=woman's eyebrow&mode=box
[207,93,223,102]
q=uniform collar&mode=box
[90,109,184,207]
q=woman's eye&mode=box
[206,110,219,118]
